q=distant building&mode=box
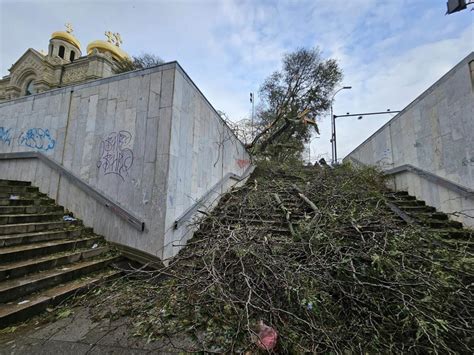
[0,24,129,102]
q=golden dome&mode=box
[51,30,81,49]
[87,32,130,61]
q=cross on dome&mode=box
[65,23,73,34]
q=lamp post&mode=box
[330,86,351,164]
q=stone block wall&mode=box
[0,62,251,261]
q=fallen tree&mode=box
[71,163,472,353]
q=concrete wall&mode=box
[345,52,474,227]
[0,62,251,261]
[162,67,251,259]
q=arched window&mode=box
[50,44,54,56]
[25,80,36,96]
[69,51,75,61]
[58,45,65,59]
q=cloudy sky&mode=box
[1,0,472,161]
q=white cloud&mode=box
[1,0,472,162]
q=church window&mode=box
[25,80,36,96]
[58,45,65,59]
[50,45,54,56]
[70,51,75,61]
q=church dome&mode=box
[51,25,81,49]
[87,31,130,62]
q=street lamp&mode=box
[330,86,351,164]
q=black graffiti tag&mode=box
[97,131,134,180]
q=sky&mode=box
[1,0,473,162]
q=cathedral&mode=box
[0,24,129,102]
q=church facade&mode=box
[0,24,129,102]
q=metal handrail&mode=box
[0,152,145,231]
[346,156,474,199]
[174,164,254,230]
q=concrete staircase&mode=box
[0,179,122,326]
[386,190,473,241]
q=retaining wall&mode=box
[0,62,251,261]
[345,52,474,228]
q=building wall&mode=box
[345,52,474,227]
[162,67,251,260]
[0,62,250,261]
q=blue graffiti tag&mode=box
[0,127,12,146]
[18,128,56,151]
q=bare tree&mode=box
[114,53,165,74]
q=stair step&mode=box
[0,246,109,281]
[0,220,78,235]
[392,199,426,207]
[222,217,302,225]
[0,185,39,194]
[0,228,85,247]
[413,212,448,221]
[0,255,118,304]
[0,212,64,225]
[421,219,463,229]
[0,268,121,326]
[0,180,31,186]
[0,197,53,206]
[0,205,63,215]
[435,228,474,240]
[0,236,101,263]
[398,205,436,213]
[0,192,46,199]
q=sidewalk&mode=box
[0,307,194,354]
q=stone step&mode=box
[0,236,101,263]
[0,268,121,326]
[222,217,287,225]
[0,255,117,304]
[0,197,53,206]
[0,212,64,225]
[0,179,31,186]
[198,225,291,235]
[0,220,79,235]
[0,228,85,247]
[435,228,474,240]
[0,246,110,281]
[389,195,417,201]
[0,185,39,194]
[392,199,426,207]
[397,205,436,213]
[0,190,47,198]
[421,219,463,229]
[219,211,306,220]
[0,205,63,215]
[413,212,449,221]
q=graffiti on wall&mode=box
[0,127,12,146]
[18,128,56,151]
[236,159,251,169]
[97,130,134,181]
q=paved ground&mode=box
[0,307,193,354]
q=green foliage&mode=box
[249,47,342,162]
[72,163,472,353]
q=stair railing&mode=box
[346,156,474,200]
[173,164,254,230]
[0,152,145,231]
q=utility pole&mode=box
[250,92,255,137]
[330,86,352,164]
